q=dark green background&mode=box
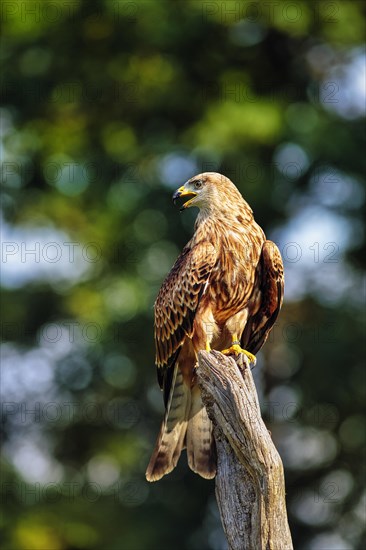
[1,1,365,549]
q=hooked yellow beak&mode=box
[172,186,197,211]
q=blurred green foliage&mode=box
[1,1,365,549]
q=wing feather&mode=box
[242,240,284,354]
[154,242,216,397]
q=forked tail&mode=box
[146,365,216,482]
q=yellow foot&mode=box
[221,344,256,366]
[205,341,212,352]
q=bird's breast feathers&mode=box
[194,222,264,322]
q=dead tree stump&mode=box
[196,350,293,550]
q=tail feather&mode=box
[146,366,191,482]
[186,385,216,479]
[146,367,216,482]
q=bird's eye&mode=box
[194,180,203,190]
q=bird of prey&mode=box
[146,172,284,482]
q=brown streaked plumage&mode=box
[146,172,284,482]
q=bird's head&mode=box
[172,172,241,213]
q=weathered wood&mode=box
[196,350,293,550]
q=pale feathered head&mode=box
[172,172,247,215]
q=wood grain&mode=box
[196,350,293,550]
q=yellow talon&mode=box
[221,343,256,365]
[205,341,212,352]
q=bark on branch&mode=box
[196,350,293,550]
